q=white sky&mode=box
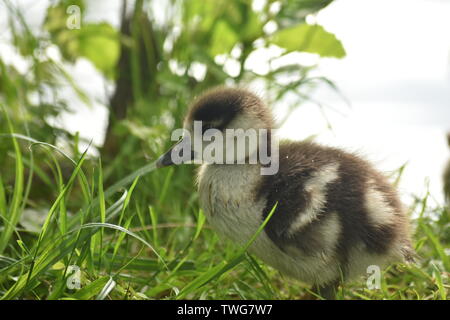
[1,0,449,204]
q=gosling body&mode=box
[198,141,413,287]
[158,87,414,295]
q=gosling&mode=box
[157,87,414,299]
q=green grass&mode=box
[0,129,449,300]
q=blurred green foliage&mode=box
[272,24,345,57]
[0,0,346,185]
[45,1,120,78]
[0,0,345,170]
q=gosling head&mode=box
[157,87,275,168]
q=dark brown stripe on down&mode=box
[257,141,341,255]
[186,87,274,131]
[257,141,407,277]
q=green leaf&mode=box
[77,23,120,77]
[46,7,120,78]
[209,20,239,56]
[241,9,263,41]
[272,24,346,58]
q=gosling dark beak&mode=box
[156,139,196,168]
[156,148,175,168]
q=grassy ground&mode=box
[0,125,449,300]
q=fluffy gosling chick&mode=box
[157,87,414,298]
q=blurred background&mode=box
[0,0,449,300]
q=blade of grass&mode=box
[68,160,158,230]
[149,206,159,247]
[432,264,447,300]
[71,276,110,300]
[245,253,276,298]
[0,175,6,218]
[76,222,166,268]
[194,209,206,241]
[96,277,116,300]
[108,176,141,267]
[97,158,106,271]
[0,107,24,254]
[111,215,133,264]
[158,167,174,203]
[94,253,195,272]
[34,149,88,252]
[420,223,450,271]
[134,205,152,243]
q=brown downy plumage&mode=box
[157,87,415,299]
